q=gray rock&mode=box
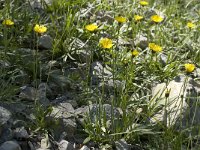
[40,134,51,149]
[48,73,71,91]
[118,37,131,46]
[80,145,90,150]
[134,33,148,50]
[0,128,13,144]
[2,102,27,113]
[29,0,52,10]
[0,106,11,139]
[90,61,113,85]
[74,106,89,126]
[13,127,29,139]
[58,140,74,150]
[53,95,78,108]
[51,102,77,138]
[89,104,121,123]
[76,49,91,64]
[99,79,125,94]
[51,102,74,118]
[37,83,50,106]
[75,106,89,116]
[0,106,11,127]
[98,13,114,24]
[19,84,50,106]
[38,35,53,50]
[194,68,200,78]
[160,54,168,66]
[13,120,26,128]
[62,119,77,136]
[0,141,21,150]
[68,38,91,64]
[29,0,42,9]
[144,9,157,18]
[151,74,200,130]
[19,86,37,101]
[115,139,130,150]
[28,141,35,150]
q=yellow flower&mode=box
[2,19,14,26]
[132,49,139,56]
[34,24,47,34]
[187,22,196,29]
[148,43,162,52]
[139,1,149,6]
[99,38,113,49]
[151,15,164,23]
[85,23,98,32]
[184,63,195,73]
[115,16,127,23]
[134,15,144,21]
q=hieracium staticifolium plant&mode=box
[0,0,200,149]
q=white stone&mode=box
[151,74,200,128]
[41,136,51,149]
[80,145,90,150]
[58,140,74,150]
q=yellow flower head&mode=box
[99,38,113,49]
[132,49,139,56]
[151,15,164,23]
[187,22,196,29]
[148,43,162,52]
[34,24,47,34]
[139,1,149,6]
[85,23,98,32]
[2,19,14,26]
[134,15,144,21]
[115,16,127,23]
[184,63,195,73]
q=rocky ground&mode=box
[0,0,200,150]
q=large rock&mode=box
[0,128,13,144]
[13,127,29,139]
[38,35,53,50]
[0,141,21,150]
[75,106,89,116]
[58,140,74,150]
[0,106,11,138]
[19,84,50,106]
[90,61,112,85]
[37,83,50,106]
[99,79,125,94]
[19,86,37,101]
[89,104,121,123]
[80,145,90,150]
[50,102,77,139]
[0,106,11,127]
[68,38,91,64]
[29,0,52,10]
[40,136,51,149]
[51,102,75,118]
[151,74,200,130]
[134,33,148,50]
